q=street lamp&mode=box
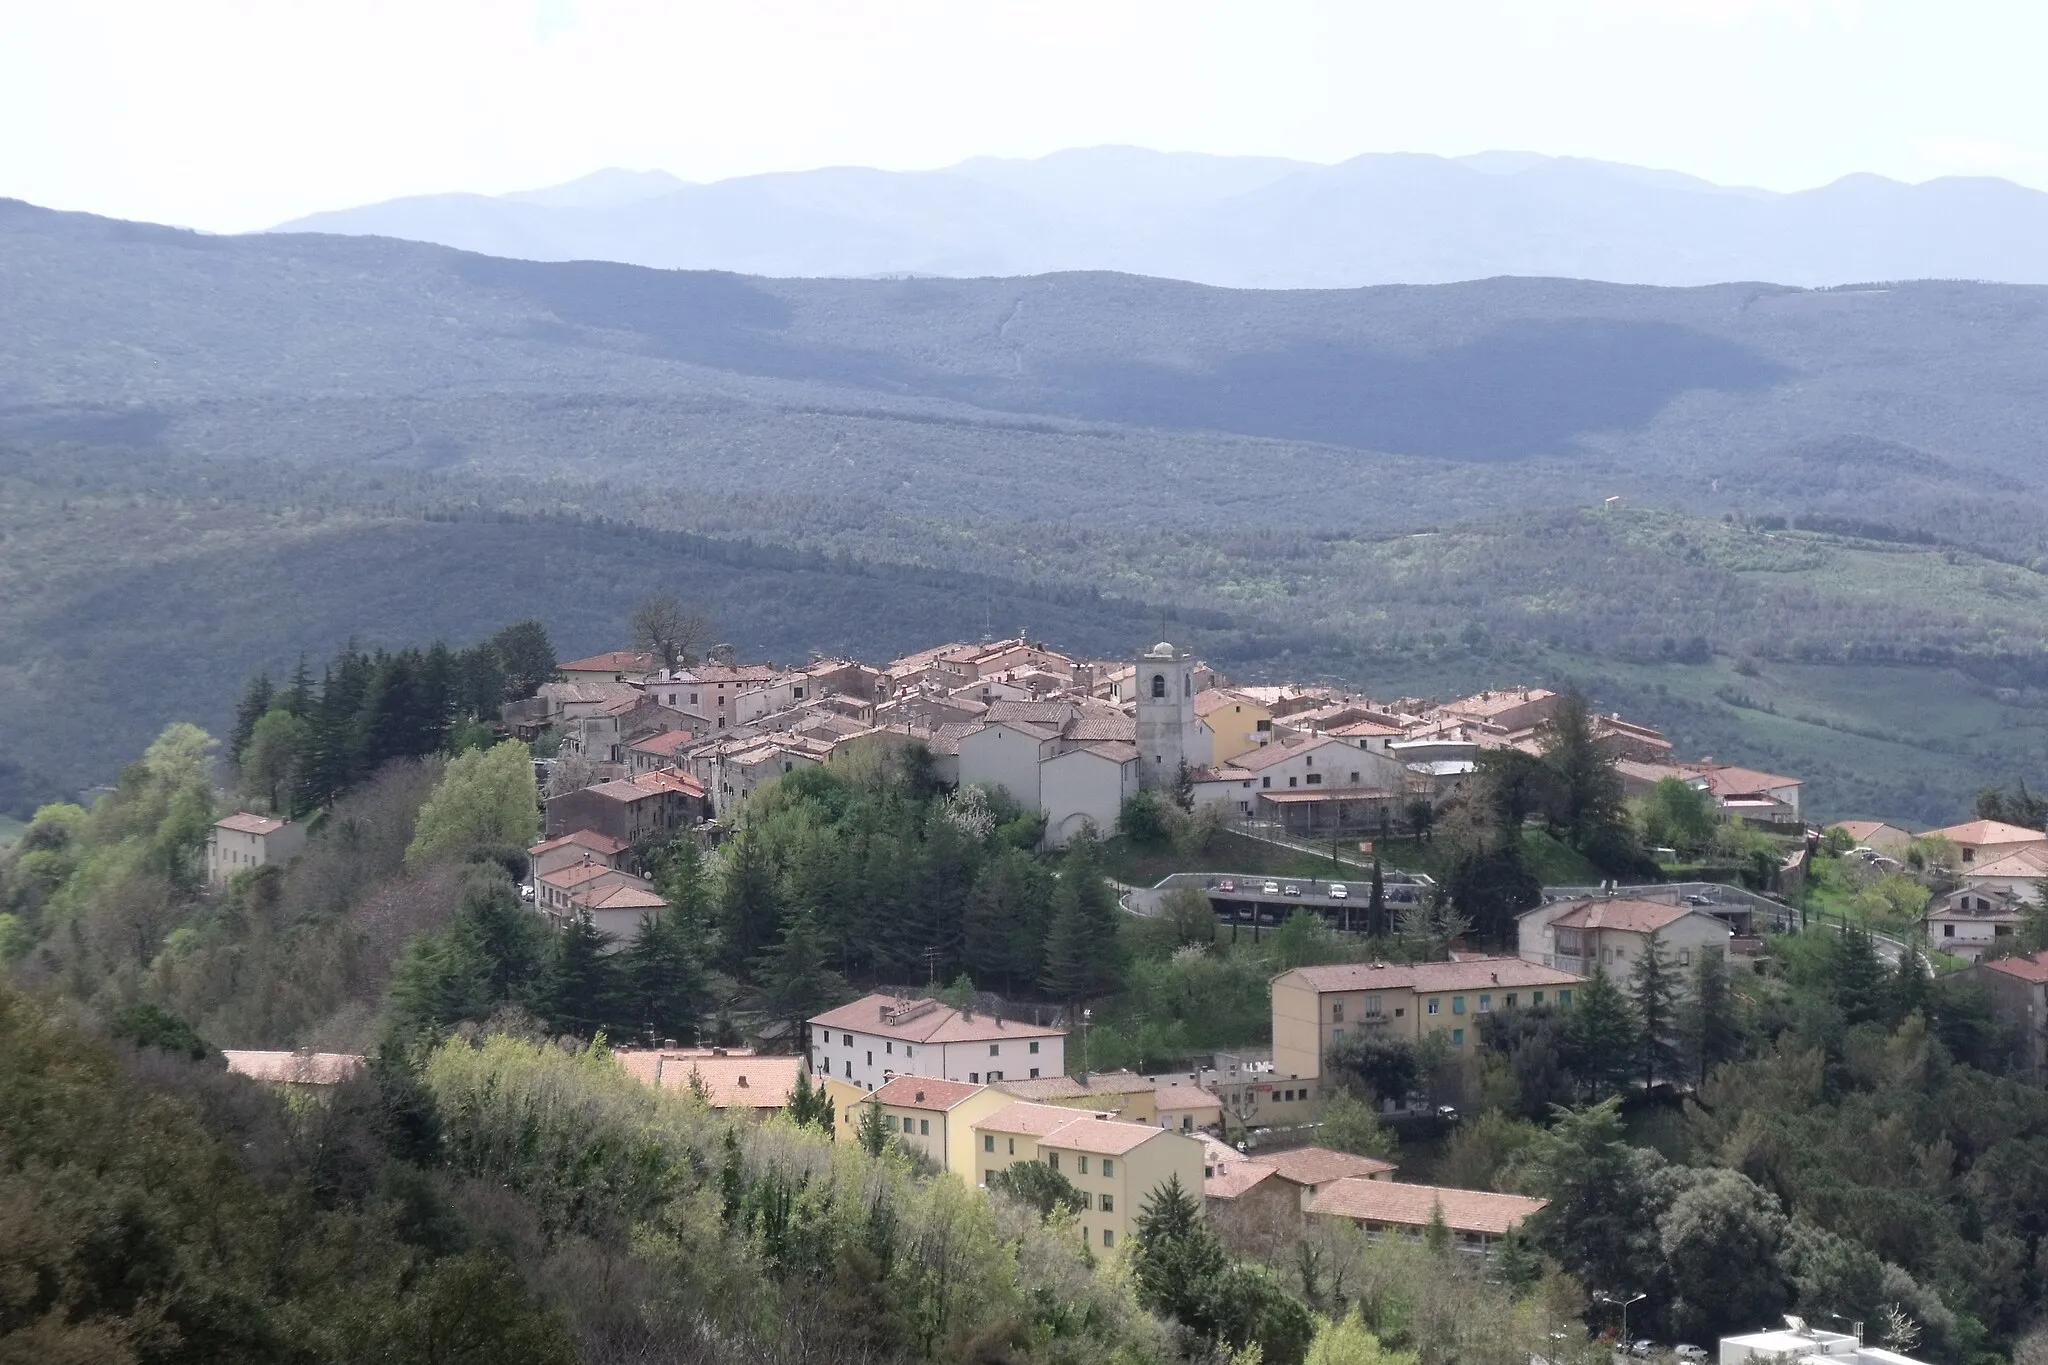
[1596,1292,1648,1348]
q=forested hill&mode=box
[11,197,2048,821]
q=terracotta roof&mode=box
[1967,848,2048,880]
[1154,1086,1221,1111]
[1685,763,1802,795]
[216,812,288,836]
[1283,956,1582,994]
[1067,741,1141,764]
[1063,714,1138,743]
[1545,898,1697,934]
[870,1076,986,1111]
[1441,689,1555,720]
[1616,759,1693,785]
[1260,1146,1398,1186]
[223,1050,363,1085]
[1195,688,1260,718]
[1928,820,2048,847]
[1830,820,1909,840]
[1307,1178,1546,1236]
[1260,789,1398,804]
[637,769,706,798]
[1229,737,1338,772]
[1200,1136,1279,1199]
[1044,1114,1169,1156]
[809,993,1065,1045]
[529,829,630,857]
[614,1050,802,1108]
[992,1072,1158,1101]
[539,680,642,706]
[585,884,667,911]
[1330,719,1403,738]
[579,777,665,804]
[538,862,623,891]
[629,730,697,757]
[977,1101,1114,1137]
[1983,952,2048,985]
[561,651,657,673]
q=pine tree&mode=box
[1132,1174,1227,1335]
[716,829,784,974]
[280,654,315,719]
[625,908,706,1045]
[1831,921,1891,1026]
[1628,930,1681,1088]
[785,1068,834,1132]
[230,672,274,761]
[1562,967,1640,1100]
[1538,687,1634,869]
[1039,881,1094,1006]
[963,847,1051,990]
[752,911,848,1039]
[1888,942,1932,1026]
[539,912,623,1039]
[855,1099,889,1157]
[491,620,558,700]
[1679,946,1742,1086]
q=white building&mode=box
[206,812,308,886]
[809,993,1066,1092]
[1516,897,1734,979]
[1720,1320,1929,1365]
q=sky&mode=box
[5,0,2046,232]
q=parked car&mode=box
[1328,883,1349,899]
[1674,1346,1708,1362]
[1261,881,1281,895]
[1628,1340,1657,1358]
[1436,1105,1460,1122]
[1284,883,1303,896]
[1216,879,1236,893]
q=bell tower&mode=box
[1134,641,1207,791]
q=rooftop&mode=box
[1282,956,1582,995]
[1043,1114,1169,1156]
[528,829,631,858]
[1544,898,1700,934]
[1306,1178,1546,1236]
[1199,1135,1278,1199]
[216,811,288,836]
[1259,1146,1398,1186]
[976,1100,1116,1137]
[560,651,657,673]
[992,1071,1160,1101]
[1981,951,2048,984]
[1928,819,2048,847]
[870,1075,988,1111]
[613,1050,802,1108]
[810,993,1065,1045]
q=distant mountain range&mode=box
[271,146,2048,288]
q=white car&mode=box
[1327,883,1349,899]
[1261,881,1281,895]
[1674,1347,1708,1363]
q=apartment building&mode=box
[809,993,1065,1092]
[1271,956,1583,1078]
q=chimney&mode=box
[914,1090,925,1103]
[737,1074,748,1087]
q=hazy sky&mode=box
[6,0,2046,232]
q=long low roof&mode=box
[1307,1178,1546,1236]
[811,992,1065,1044]
[1281,956,1581,994]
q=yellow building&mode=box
[849,1075,1015,1174]
[1272,956,1583,1079]
[970,1101,1205,1254]
[1194,688,1274,765]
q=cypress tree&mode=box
[1367,858,1386,936]
[230,672,274,761]
[1680,945,1743,1086]
[539,911,624,1039]
[280,654,315,719]
[625,908,706,1045]
[1628,930,1681,1088]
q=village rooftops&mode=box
[529,829,631,858]
[628,730,697,758]
[1282,956,1581,994]
[216,812,289,836]
[560,651,658,674]
[1259,1146,1398,1186]
[1685,763,1802,794]
[224,1050,364,1085]
[1982,951,2048,984]
[1440,688,1555,719]
[1832,820,1913,843]
[810,992,1066,1046]
[870,1076,987,1111]
[1927,819,2048,847]
[1154,1086,1219,1111]
[583,884,667,912]
[538,861,626,892]
[993,1071,1163,1101]
[613,1049,802,1108]
[1200,1135,1279,1199]
[1967,848,2048,879]
[1543,898,1696,934]
[1307,1178,1546,1237]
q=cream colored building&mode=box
[1924,819,2048,868]
[1272,956,1583,1078]
[1516,897,1734,979]
[810,993,1065,1092]
[1195,689,1275,765]
[206,812,308,886]
[831,1075,1018,1173]
[966,1103,1205,1254]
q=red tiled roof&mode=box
[809,993,1065,1044]
[977,1101,1114,1136]
[1984,952,2048,984]
[1044,1115,1169,1156]
[585,884,667,911]
[638,769,706,798]
[1546,899,1697,934]
[614,1050,801,1108]
[1260,1146,1398,1186]
[1307,1178,1545,1236]
[528,829,631,857]
[217,812,288,836]
[1154,1086,1220,1111]
[629,729,697,757]
[1928,820,2048,847]
[992,1072,1159,1101]
[871,1076,986,1111]
[1200,1135,1279,1199]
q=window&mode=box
[1028,1040,1040,1054]
[1332,1002,1345,1022]
[1452,997,1465,1016]
[989,1070,1002,1080]
[1029,1067,1039,1078]
[844,1061,851,1077]
[1101,1194,1115,1213]
[1102,1160,1114,1178]
[1306,772,1322,785]
[984,1135,995,1153]
[919,1119,930,1136]
[1351,771,1361,781]
[1532,991,1544,1004]
[1078,1191,1093,1210]
[1008,1138,1016,1155]
[1365,997,1383,1017]
[1559,990,1573,1005]
[1478,995,1491,1012]
[1426,999,1440,1015]
[886,1115,898,1131]
[1943,924,1956,937]
[1257,718,1271,732]
[886,1041,893,1054]
[1261,775,1271,789]
[1289,776,1298,788]
[989,1044,1000,1057]
[969,1072,980,1084]
[1452,1028,1465,1046]
[904,1046,913,1057]
[866,1051,872,1065]
[1679,949,1692,966]
[1102,1229,1114,1248]
[1047,1153,1059,1172]
[1151,674,1166,699]
[1078,1156,1090,1175]
[1394,1007,1404,1018]
[1332,1029,1344,1043]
